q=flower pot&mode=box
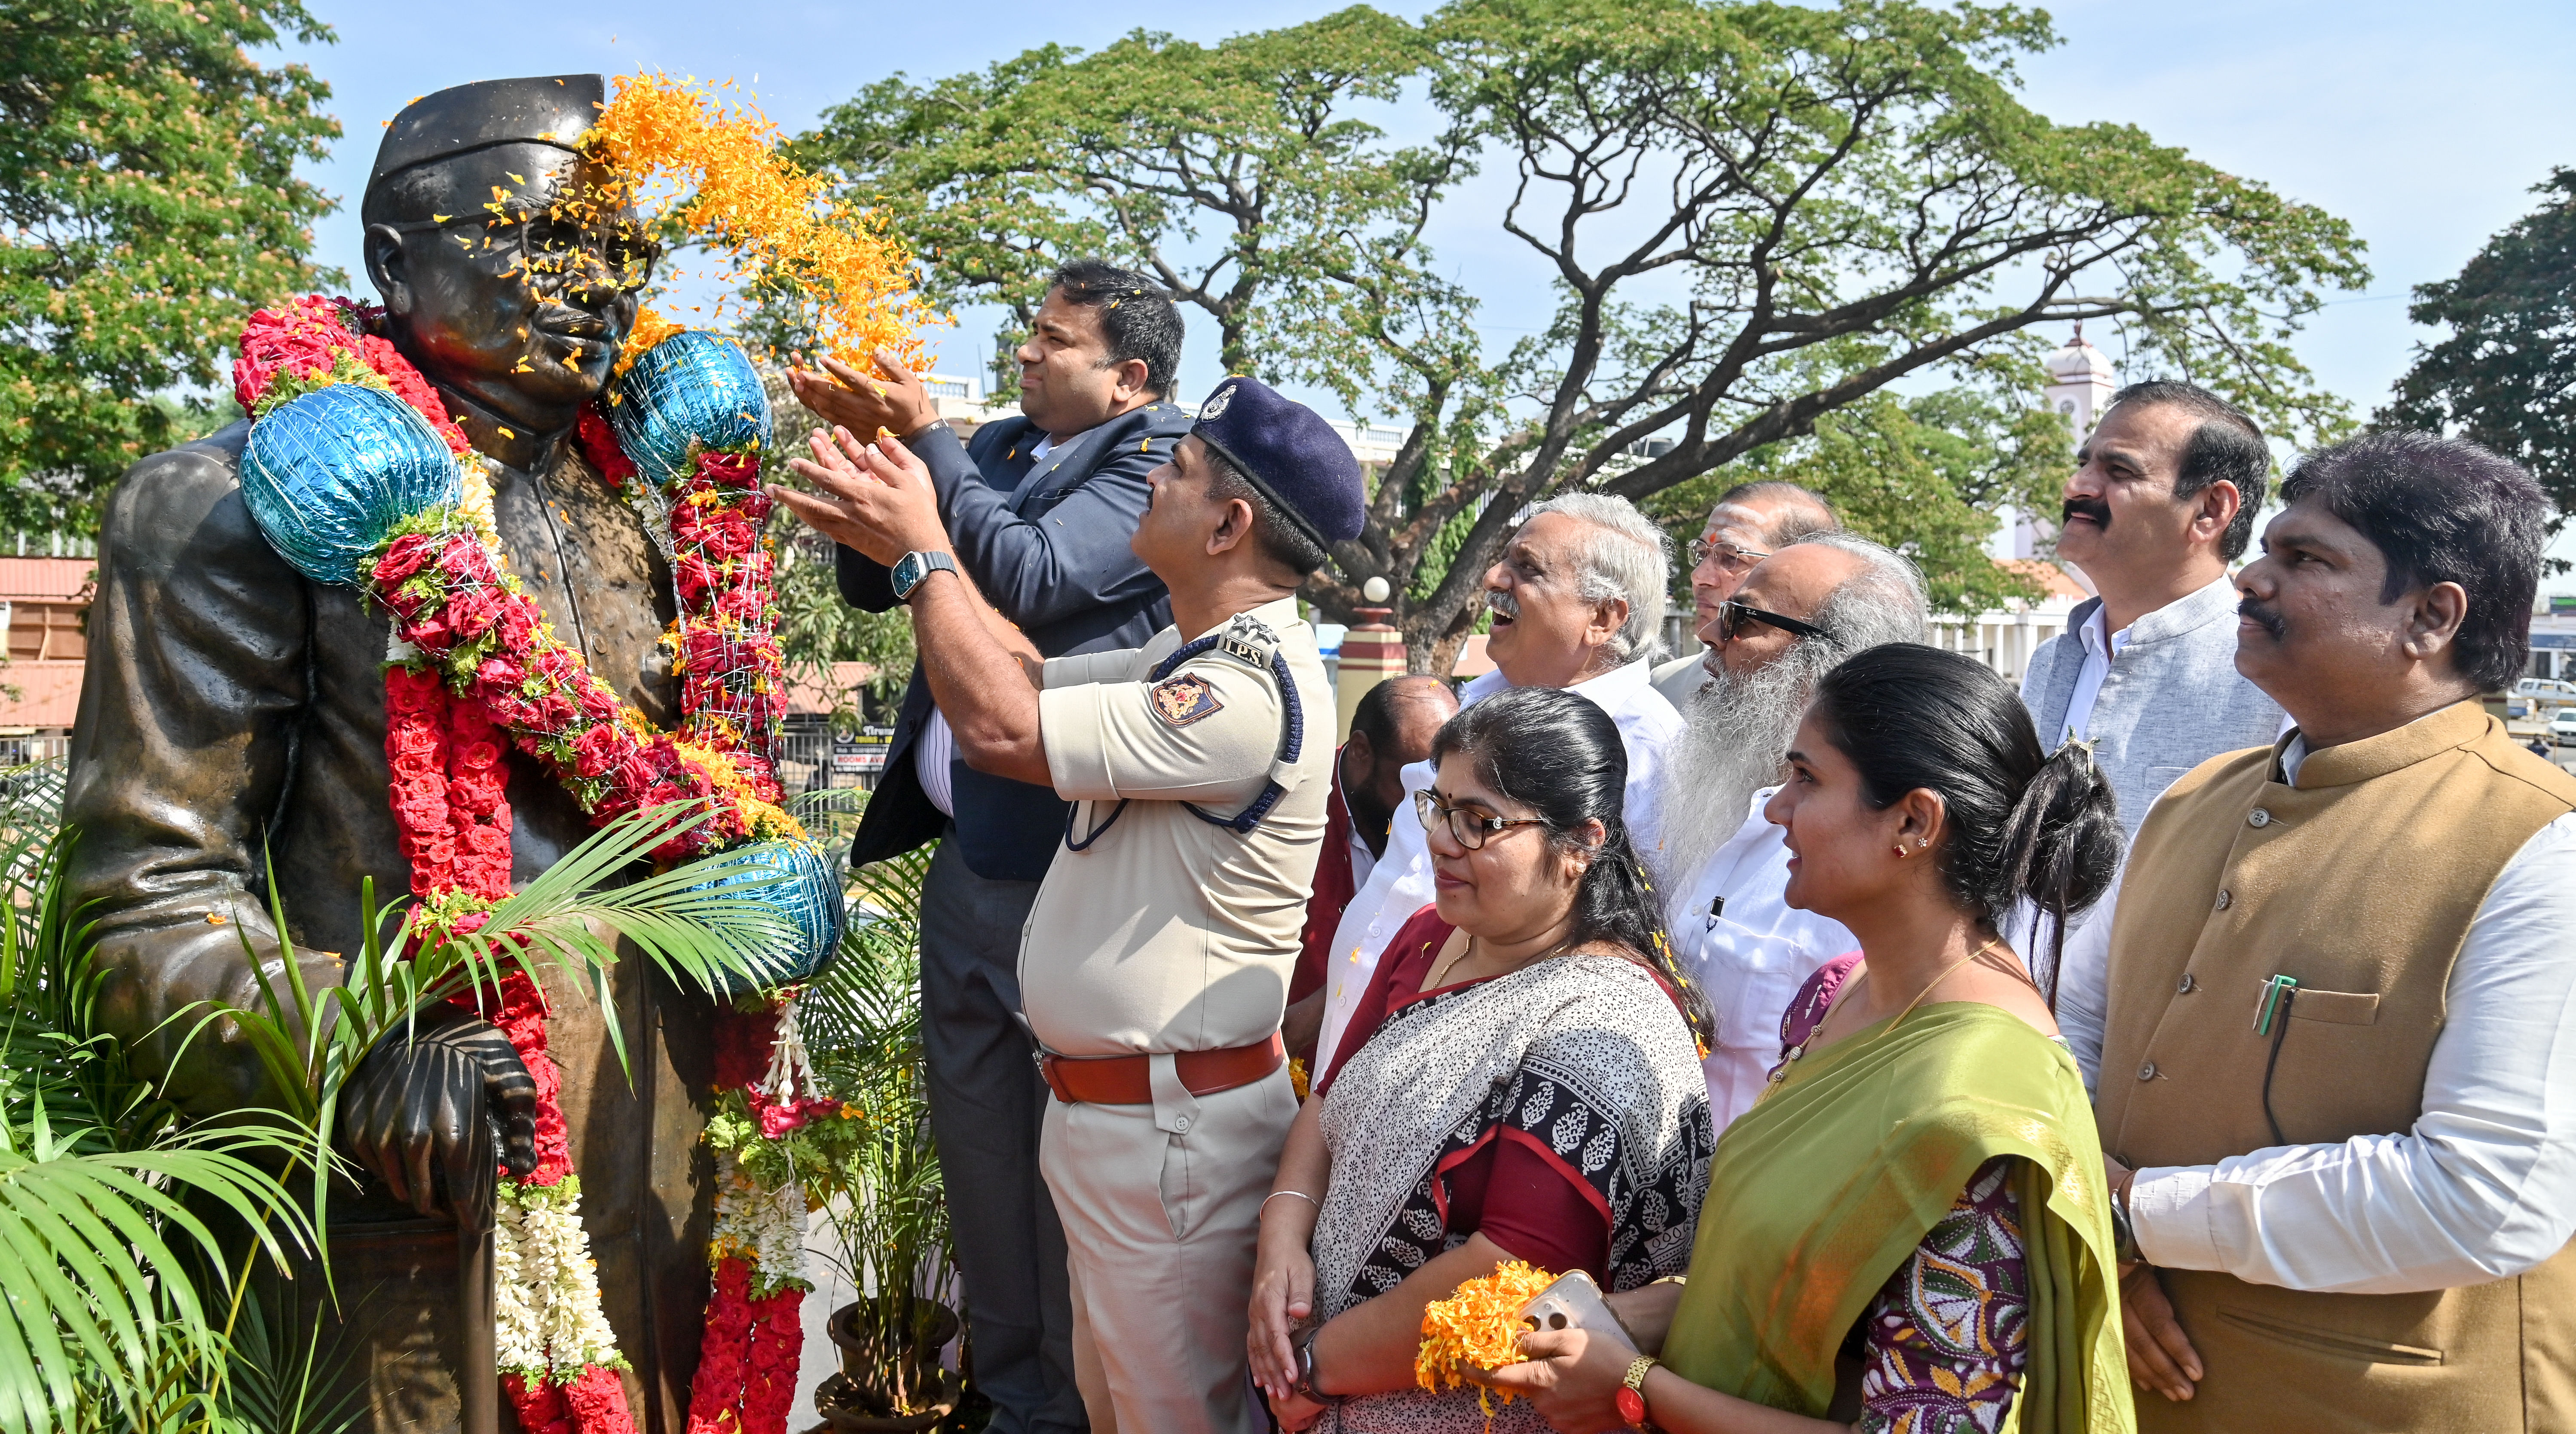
[819,1299,962,1431]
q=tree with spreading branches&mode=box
[2381,167,2576,518]
[805,0,2367,670]
[0,0,341,527]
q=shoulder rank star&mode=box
[1150,673,1225,727]
[1217,615,1278,668]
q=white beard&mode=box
[1653,652,1829,887]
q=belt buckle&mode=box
[1034,1048,1077,1104]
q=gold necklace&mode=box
[1423,934,1477,991]
[1765,937,2013,1093]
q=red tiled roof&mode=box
[788,661,879,715]
[0,661,85,729]
[2001,559,2093,600]
[0,558,95,602]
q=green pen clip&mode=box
[2254,974,2300,1035]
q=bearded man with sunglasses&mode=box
[66,77,717,1431]
[1655,532,1928,1130]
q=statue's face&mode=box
[364,141,654,425]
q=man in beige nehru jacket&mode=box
[774,375,1359,1434]
[2092,432,2576,1431]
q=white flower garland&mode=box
[710,1153,811,1297]
[498,1176,629,1376]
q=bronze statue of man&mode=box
[67,76,716,1433]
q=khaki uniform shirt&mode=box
[1024,596,1334,1058]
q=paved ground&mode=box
[2503,716,2576,774]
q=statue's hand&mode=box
[338,1004,539,1231]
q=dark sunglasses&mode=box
[1716,599,1832,642]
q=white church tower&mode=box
[2044,324,2117,440]
[1990,325,2118,561]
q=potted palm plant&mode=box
[798,844,962,1430]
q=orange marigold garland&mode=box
[1416,1261,1557,1416]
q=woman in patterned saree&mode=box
[1481,644,2136,1434]
[1247,686,1718,1432]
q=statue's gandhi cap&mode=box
[370,75,606,188]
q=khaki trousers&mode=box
[1040,1065,1297,1434]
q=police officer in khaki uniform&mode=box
[774,376,1364,1434]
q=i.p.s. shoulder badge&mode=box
[1149,673,1225,728]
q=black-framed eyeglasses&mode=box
[1716,599,1832,643]
[385,211,663,294]
[1413,790,1546,851]
[1688,537,1769,574]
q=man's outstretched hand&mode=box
[772,425,948,568]
[787,348,939,442]
[338,1003,538,1233]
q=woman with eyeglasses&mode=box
[1246,685,1717,1432]
[1476,644,2134,1434]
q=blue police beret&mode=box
[1192,377,1366,549]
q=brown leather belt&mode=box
[1040,1033,1285,1106]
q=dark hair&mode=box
[1049,259,1184,398]
[1428,687,1715,1046]
[1809,644,2122,1001]
[2104,380,2272,560]
[1205,449,1330,578]
[1713,480,1837,544]
[1351,674,1454,754]
[2279,431,2548,693]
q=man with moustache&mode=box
[790,259,1191,1433]
[1656,531,1927,1129]
[1282,674,1458,1063]
[1311,492,1682,1076]
[2024,381,2283,1077]
[2090,432,2576,1431]
[1650,481,1838,708]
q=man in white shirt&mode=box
[1649,480,1837,709]
[2086,431,2576,1432]
[2020,382,2283,1041]
[1311,492,1682,1075]
[1655,531,1928,1130]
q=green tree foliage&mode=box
[803,0,2366,670]
[761,372,916,719]
[2381,167,2576,513]
[0,0,341,520]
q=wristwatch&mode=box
[1618,1354,1659,1428]
[2109,1174,2142,1264]
[1291,1324,1341,1406]
[890,550,957,603]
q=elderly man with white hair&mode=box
[1656,530,1930,1131]
[1307,492,1684,1076]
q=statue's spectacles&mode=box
[1413,790,1546,851]
[385,212,661,293]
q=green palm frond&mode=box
[0,1109,312,1434]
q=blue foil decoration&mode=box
[688,838,845,997]
[239,384,463,586]
[606,330,772,487]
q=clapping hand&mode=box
[770,426,947,568]
[786,348,939,442]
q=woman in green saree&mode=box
[1479,643,2134,1433]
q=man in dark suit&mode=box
[787,259,1189,1434]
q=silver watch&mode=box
[890,550,957,603]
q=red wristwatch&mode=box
[1617,1354,1659,1427]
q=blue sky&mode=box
[278,0,2576,532]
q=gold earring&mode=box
[1893,844,1907,858]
